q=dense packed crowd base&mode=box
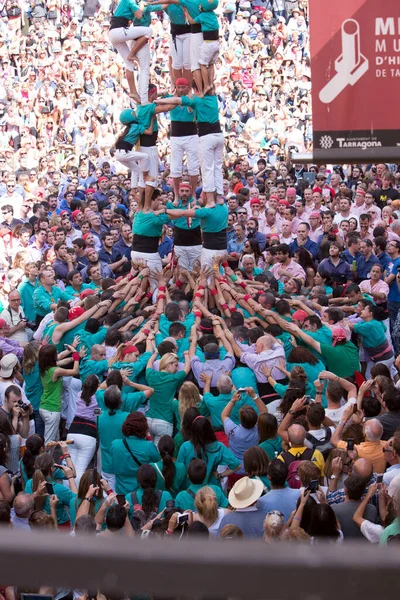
[2,0,400,598]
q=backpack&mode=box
[129,490,164,531]
[305,427,334,460]
[281,448,314,489]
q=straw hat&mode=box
[228,477,264,509]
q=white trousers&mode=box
[137,146,159,188]
[131,250,162,287]
[170,32,191,70]
[190,32,203,71]
[147,417,173,447]
[66,433,97,486]
[39,409,60,446]
[174,244,202,270]
[108,26,151,104]
[170,134,199,178]
[201,247,227,269]
[108,25,151,70]
[116,148,150,186]
[199,40,219,66]
[199,132,224,194]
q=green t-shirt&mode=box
[64,282,95,300]
[194,10,219,31]
[40,367,62,412]
[77,327,107,354]
[114,0,139,19]
[124,122,146,146]
[132,211,169,237]
[148,460,187,497]
[379,517,400,545]
[231,366,258,391]
[33,285,70,317]
[25,477,76,524]
[146,368,187,422]
[320,341,361,378]
[259,436,283,461]
[353,319,387,348]
[98,409,129,474]
[166,199,200,230]
[177,440,240,486]
[181,94,220,125]
[194,204,228,233]
[125,487,173,512]
[18,277,39,321]
[175,483,229,511]
[23,363,43,411]
[111,351,152,382]
[298,325,332,364]
[159,313,195,338]
[136,102,158,131]
[111,436,160,494]
[179,0,200,20]
[96,388,147,413]
[79,357,109,382]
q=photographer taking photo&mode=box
[1,290,34,344]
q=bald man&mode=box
[225,332,286,403]
[12,493,34,530]
[278,423,325,479]
[332,405,386,473]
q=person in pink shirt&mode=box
[351,188,367,217]
[359,264,389,305]
[308,211,324,242]
[270,243,306,284]
[286,186,297,206]
[263,208,282,236]
[303,187,314,216]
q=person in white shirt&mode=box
[0,290,30,344]
[333,197,359,227]
[315,371,357,426]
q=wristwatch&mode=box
[330,475,337,480]
[289,409,295,415]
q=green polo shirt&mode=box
[194,204,228,233]
[111,351,152,382]
[148,460,187,497]
[159,313,195,338]
[114,0,139,20]
[111,435,160,494]
[319,341,361,378]
[353,319,387,348]
[98,409,129,474]
[136,102,158,131]
[177,440,240,486]
[33,285,70,317]
[96,388,147,413]
[132,212,169,237]
[77,327,107,354]
[166,199,200,230]
[124,122,146,146]
[194,10,219,31]
[179,0,200,19]
[18,277,39,321]
[146,368,187,423]
[79,357,109,382]
[181,94,219,124]
[175,483,229,511]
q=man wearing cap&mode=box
[166,182,202,270]
[218,476,266,538]
[33,269,71,325]
[168,78,199,199]
[93,177,110,204]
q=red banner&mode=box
[310,0,400,161]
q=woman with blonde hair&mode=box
[194,486,230,537]
[146,351,191,445]
[173,381,207,431]
[264,510,284,542]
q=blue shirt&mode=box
[257,488,300,523]
[357,253,380,280]
[223,418,258,473]
[318,257,352,284]
[388,257,400,302]
[227,236,246,254]
[290,237,318,260]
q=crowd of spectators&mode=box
[1,1,400,599]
